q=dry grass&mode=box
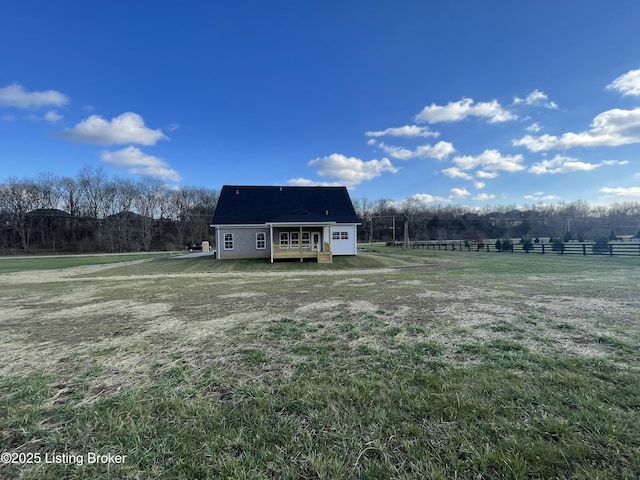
[1,249,639,478]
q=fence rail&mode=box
[388,240,640,257]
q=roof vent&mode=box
[325,209,329,216]
[235,189,240,195]
[279,186,283,192]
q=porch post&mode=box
[299,225,303,262]
[269,225,274,263]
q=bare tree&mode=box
[1,178,41,251]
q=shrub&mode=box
[551,236,565,253]
[495,239,502,251]
[592,236,610,254]
[522,237,534,252]
[501,238,513,252]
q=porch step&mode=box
[317,252,333,263]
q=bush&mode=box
[495,239,502,251]
[551,236,565,253]
[522,237,534,252]
[501,238,513,252]
[592,236,610,254]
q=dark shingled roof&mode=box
[211,185,361,225]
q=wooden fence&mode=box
[389,240,640,257]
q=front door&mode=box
[312,232,320,251]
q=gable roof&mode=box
[211,185,361,225]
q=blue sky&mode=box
[2,1,640,207]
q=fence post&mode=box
[583,244,586,256]
[542,244,545,254]
[609,244,613,257]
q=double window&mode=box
[332,231,349,240]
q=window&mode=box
[256,232,266,250]
[279,232,289,248]
[302,232,310,248]
[224,233,234,250]
[291,232,299,248]
[332,231,340,240]
[341,231,349,240]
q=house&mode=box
[210,185,361,263]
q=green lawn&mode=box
[0,253,169,274]
[1,249,639,479]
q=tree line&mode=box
[352,197,640,244]
[2,169,640,255]
[1,168,217,254]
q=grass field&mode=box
[1,248,639,479]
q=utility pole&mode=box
[403,221,409,250]
[392,216,396,242]
[370,216,373,244]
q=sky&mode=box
[1,1,640,208]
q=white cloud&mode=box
[528,155,629,174]
[378,141,455,160]
[308,153,398,186]
[526,122,542,133]
[442,167,473,180]
[410,193,449,204]
[44,111,63,123]
[449,187,470,198]
[453,149,525,173]
[365,125,440,138]
[409,189,475,204]
[475,170,499,179]
[0,83,69,108]
[442,169,488,188]
[376,143,413,160]
[599,186,640,197]
[26,111,64,123]
[101,146,181,182]
[58,112,168,145]
[524,192,560,201]
[473,193,495,201]
[607,69,640,97]
[513,89,558,109]
[286,177,345,187]
[512,107,640,151]
[528,155,600,174]
[415,98,516,124]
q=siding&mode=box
[218,227,270,259]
